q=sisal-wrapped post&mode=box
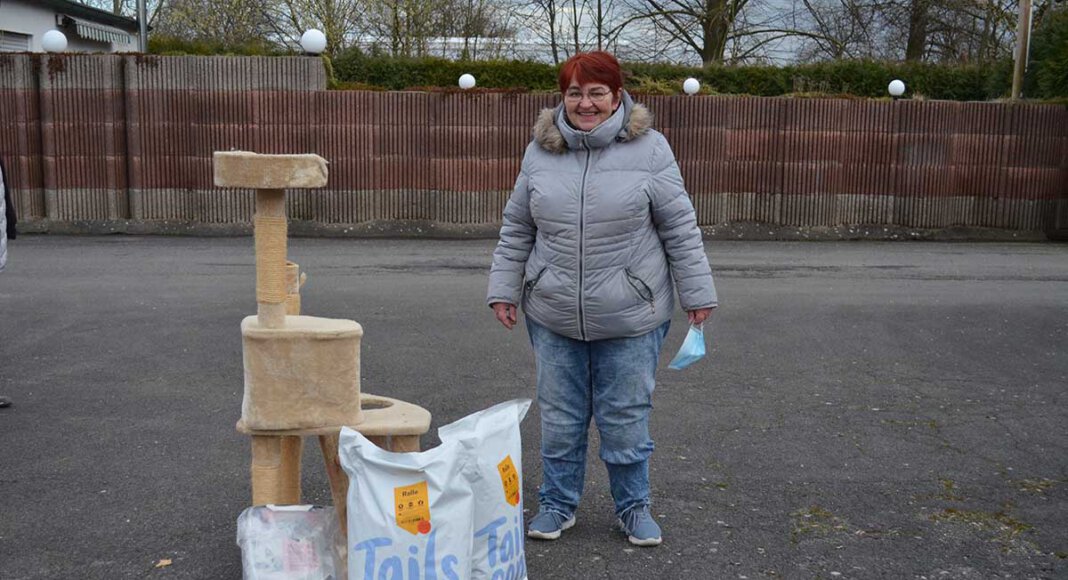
[212,151,328,329]
[251,435,303,505]
[255,190,288,328]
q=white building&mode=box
[0,0,141,53]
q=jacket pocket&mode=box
[624,268,655,311]
[524,266,548,299]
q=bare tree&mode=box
[589,0,632,49]
[264,0,365,56]
[622,0,836,64]
[522,0,599,61]
[792,0,894,61]
[80,0,1025,65]
[901,0,930,59]
[438,0,518,59]
[627,0,745,64]
[528,0,564,62]
[361,0,452,56]
[566,0,586,53]
[76,0,166,25]
[894,0,1018,62]
[725,0,846,63]
[792,0,1017,63]
[151,0,274,46]
[924,0,1016,62]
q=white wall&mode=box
[0,0,138,53]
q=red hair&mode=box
[558,51,624,94]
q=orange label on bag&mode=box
[394,481,431,535]
[498,455,520,506]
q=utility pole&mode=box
[1011,0,1033,99]
[596,0,603,51]
[137,0,147,52]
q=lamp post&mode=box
[42,30,67,52]
[683,78,700,95]
[137,0,147,52]
[300,30,327,55]
[888,79,906,100]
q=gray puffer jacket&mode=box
[487,91,717,341]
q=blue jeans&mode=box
[526,317,670,517]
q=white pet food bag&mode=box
[338,428,474,580]
[236,504,344,580]
[438,399,532,580]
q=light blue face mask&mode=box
[668,324,706,370]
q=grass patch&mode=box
[1013,478,1060,495]
[929,507,1033,552]
[790,505,849,543]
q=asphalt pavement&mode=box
[1,236,1066,579]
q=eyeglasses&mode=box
[564,89,613,103]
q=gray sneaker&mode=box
[527,507,576,540]
[618,505,662,546]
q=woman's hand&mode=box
[687,307,714,326]
[491,302,518,330]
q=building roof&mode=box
[38,0,141,34]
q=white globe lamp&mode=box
[42,30,68,53]
[683,77,700,95]
[888,79,906,98]
[458,73,476,90]
[300,29,327,55]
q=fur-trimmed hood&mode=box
[532,91,653,154]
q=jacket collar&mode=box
[532,91,652,154]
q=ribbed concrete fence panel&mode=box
[0,54,1064,237]
[0,54,46,220]
[39,55,127,222]
[123,56,326,225]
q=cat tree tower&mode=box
[213,151,431,533]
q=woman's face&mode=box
[563,77,620,132]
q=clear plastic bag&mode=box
[236,505,344,580]
[668,323,706,370]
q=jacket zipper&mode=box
[578,137,591,340]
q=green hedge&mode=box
[1025,5,1068,100]
[332,49,1021,100]
[331,51,558,91]
[148,35,286,56]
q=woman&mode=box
[487,51,717,547]
[0,155,11,274]
[1,155,15,408]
